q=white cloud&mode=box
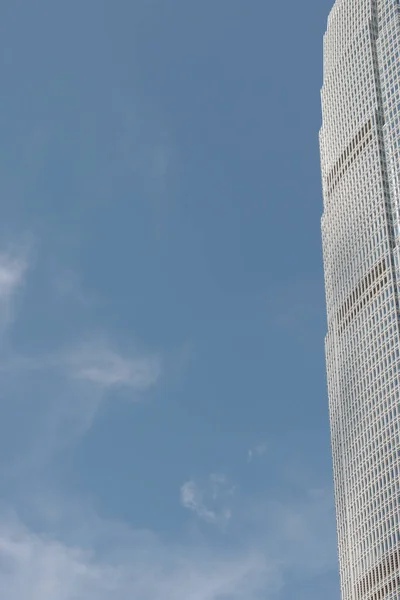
[247,443,267,463]
[0,337,162,472]
[0,245,160,464]
[0,245,337,599]
[0,512,280,600]
[181,475,234,525]
[0,251,28,330]
[180,481,218,524]
[0,481,337,600]
[67,338,161,390]
[1,337,160,393]
[0,255,25,299]
[0,517,104,600]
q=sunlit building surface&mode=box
[320,1,400,598]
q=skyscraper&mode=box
[320,1,400,599]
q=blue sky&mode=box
[0,1,339,598]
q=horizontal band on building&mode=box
[327,118,373,197]
[337,259,387,334]
[356,551,400,599]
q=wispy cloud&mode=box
[0,251,28,331]
[180,481,219,524]
[0,511,279,600]
[1,336,160,393]
[0,240,161,471]
[0,335,162,473]
[247,443,267,463]
[0,242,337,599]
[0,478,337,600]
[181,475,234,525]
[0,254,26,299]
[66,338,161,390]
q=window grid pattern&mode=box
[321,1,400,599]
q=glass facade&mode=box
[320,1,400,599]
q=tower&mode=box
[320,1,400,599]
